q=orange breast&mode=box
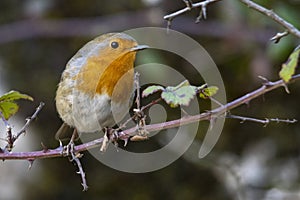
[75,51,136,103]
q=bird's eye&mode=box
[111,41,119,49]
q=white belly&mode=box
[57,89,131,133]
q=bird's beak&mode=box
[130,45,149,51]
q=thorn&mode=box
[41,142,48,153]
[100,129,110,152]
[123,138,129,147]
[263,118,269,127]
[245,101,250,108]
[258,75,269,83]
[59,140,63,148]
[58,140,64,155]
[270,31,288,43]
[28,158,34,170]
[181,108,190,116]
[183,0,193,9]
[282,83,290,94]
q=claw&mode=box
[123,138,129,147]
[100,130,110,152]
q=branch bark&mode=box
[238,0,300,39]
[1,74,300,160]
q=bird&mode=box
[55,33,148,147]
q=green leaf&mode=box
[279,46,300,83]
[0,101,19,120]
[142,85,164,97]
[199,86,219,99]
[0,90,33,120]
[161,80,197,108]
[0,90,33,102]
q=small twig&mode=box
[14,102,45,140]
[63,135,88,191]
[164,0,222,21]
[118,97,162,131]
[226,114,297,126]
[135,72,141,110]
[141,98,163,112]
[4,102,44,151]
[238,0,300,39]
[195,3,207,23]
[165,0,221,29]
[70,151,88,191]
[209,97,224,107]
[133,72,148,136]
[270,31,289,43]
[117,72,142,130]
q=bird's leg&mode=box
[55,122,70,141]
[61,129,78,156]
[100,127,113,152]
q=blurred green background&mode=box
[0,0,300,199]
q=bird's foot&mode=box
[60,129,78,157]
[100,127,119,152]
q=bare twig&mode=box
[1,74,300,160]
[164,0,221,28]
[70,151,88,191]
[238,0,300,39]
[133,72,148,137]
[164,0,300,41]
[4,102,45,151]
[195,3,207,23]
[164,0,222,21]
[0,112,13,151]
[226,114,297,126]
[270,31,289,43]
[14,102,45,141]
[134,72,141,110]
[141,98,163,112]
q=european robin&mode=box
[55,33,148,136]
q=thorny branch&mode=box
[238,0,300,40]
[1,74,300,160]
[226,114,297,126]
[164,0,222,23]
[164,0,300,41]
[1,102,45,152]
[13,102,45,142]
[70,151,88,191]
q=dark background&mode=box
[0,0,300,199]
